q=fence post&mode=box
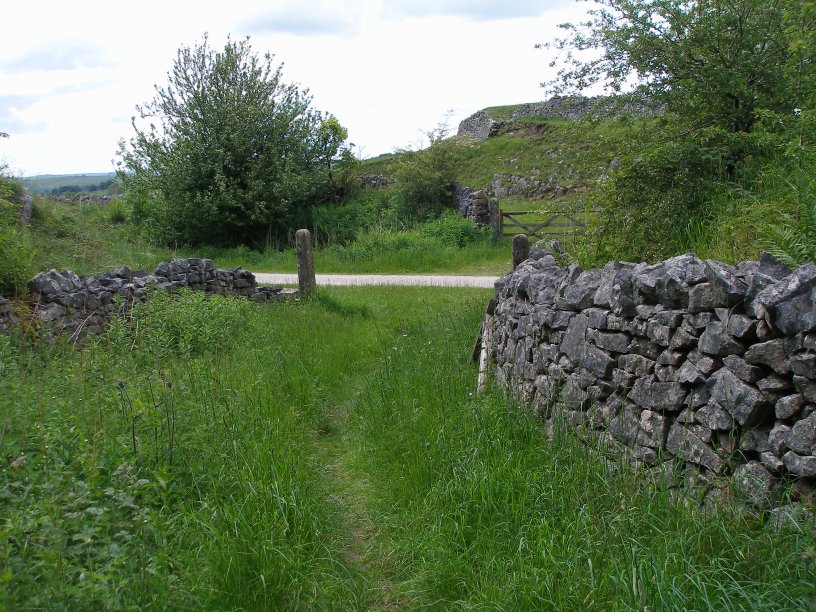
[512,234,529,270]
[490,198,502,238]
[295,229,316,296]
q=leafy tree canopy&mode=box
[118,35,349,247]
[543,0,815,133]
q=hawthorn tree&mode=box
[543,0,813,134]
[118,36,348,247]
[542,0,816,263]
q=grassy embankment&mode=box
[26,198,512,278]
[2,286,814,608]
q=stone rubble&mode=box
[491,246,816,512]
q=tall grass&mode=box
[347,302,816,609]
[2,287,813,608]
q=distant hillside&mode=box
[22,172,118,195]
[361,99,651,211]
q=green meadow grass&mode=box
[2,286,814,609]
[26,199,512,277]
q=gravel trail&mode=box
[253,273,500,288]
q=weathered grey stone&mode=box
[790,353,816,379]
[758,252,792,279]
[556,268,604,311]
[695,401,735,431]
[774,288,816,336]
[741,427,772,453]
[628,376,687,412]
[587,329,630,353]
[757,374,793,394]
[760,452,785,474]
[768,424,792,455]
[782,452,816,478]
[654,309,685,328]
[611,368,636,392]
[722,355,764,383]
[667,423,725,473]
[559,377,588,410]
[698,321,744,356]
[583,344,616,378]
[655,365,677,383]
[561,314,589,364]
[776,394,805,420]
[609,405,641,446]
[676,360,707,386]
[638,410,669,449]
[627,337,662,360]
[705,260,747,307]
[732,462,778,509]
[646,320,673,346]
[656,350,684,366]
[744,339,790,375]
[787,412,816,455]
[794,375,816,403]
[709,368,772,427]
[606,313,629,331]
[750,263,816,323]
[618,354,656,376]
[584,308,609,330]
[36,302,66,322]
[686,350,719,375]
[669,327,698,350]
[593,262,637,317]
[726,315,757,340]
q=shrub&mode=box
[390,126,467,221]
[111,288,252,361]
[418,212,494,248]
[107,199,128,224]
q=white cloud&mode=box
[0,0,591,175]
[239,0,363,37]
[381,0,575,21]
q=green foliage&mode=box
[311,188,389,246]
[0,173,35,296]
[106,199,128,224]
[118,35,348,248]
[586,128,766,263]
[418,211,495,248]
[545,0,813,134]
[546,1,816,266]
[390,125,467,221]
[3,287,814,607]
[109,288,252,361]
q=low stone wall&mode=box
[511,95,662,123]
[0,258,294,340]
[452,183,497,226]
[491,247,816,511]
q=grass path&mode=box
[317,422,405,610]
[3,286,814,609]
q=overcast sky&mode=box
[0,0,590,176]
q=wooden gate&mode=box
[498,208,597,239]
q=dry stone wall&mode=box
[452,183,497,226]
[491,247,816,511]
[0,259,293,340]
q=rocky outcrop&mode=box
[511,95,662,122]
[457,110,503,141]
[491,248,816,512]
[458,95,663,142]
[0,259,294,340]
[491,173,575,200]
